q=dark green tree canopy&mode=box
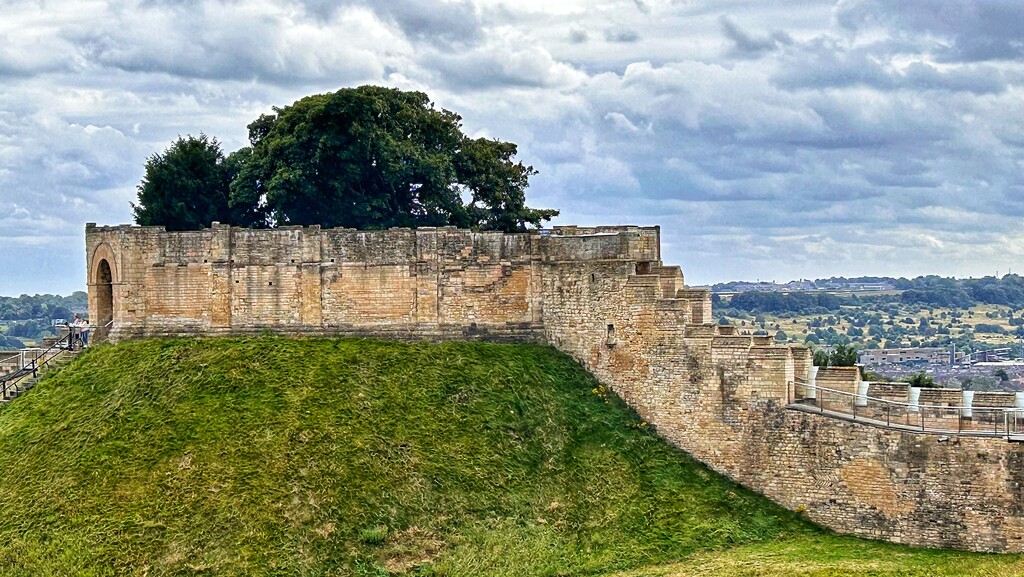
[228,85,557,231]
[812,343,858,367]
[132,134,238,231]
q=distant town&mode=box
[710,274,1024,390]
[711,278,896,294]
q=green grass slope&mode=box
[0,337,1020,577]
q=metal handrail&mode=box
[0,317,105,402]
[0,346,54,367]
[790,380,1024,438]
[795,379,1012,413]
[0,330,75,401]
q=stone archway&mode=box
[89,242,118,342]
[96,259,113,327]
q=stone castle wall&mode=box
[85,222,1024,552]
[89,224,557,341]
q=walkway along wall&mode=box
[86,222,1024,552]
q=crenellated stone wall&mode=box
[87,223,554,341]
[85,222,1024,553]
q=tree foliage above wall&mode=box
[812,343,858,368]
[133,86,558,233]
[132,134,242,232]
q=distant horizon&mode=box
[6,270,1023,300]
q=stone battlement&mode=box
[84,223,1024,553]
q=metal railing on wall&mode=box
[0,350,27,368]
[0,330,77,401]
[790,378,1024,438]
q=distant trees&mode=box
[8,320,47,338]
[0,335,24,349]
[724,275,1024,316]
[134,86,557,233]
[728,291,843,315]
[899,275,1024,310]
[0,293,84,344]
[0,293,84,322]
[719,282,1024,358]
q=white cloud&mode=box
[2,0,1024,295]
[422,26,587,90]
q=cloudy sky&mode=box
[2,0,1024,295]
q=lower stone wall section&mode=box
[743,407,1024,552]
[622,365,1024,553]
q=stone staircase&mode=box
[0,349,77,404]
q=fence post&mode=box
[962,391,974,434]
[808,366,818,401]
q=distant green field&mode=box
[718,299,1024,354]
[0,337,1021,576]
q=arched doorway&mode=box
[95,259,113,337]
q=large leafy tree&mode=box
[229,85,557,231]
[133,134,240,231]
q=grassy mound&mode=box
[0,337,1020,576]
